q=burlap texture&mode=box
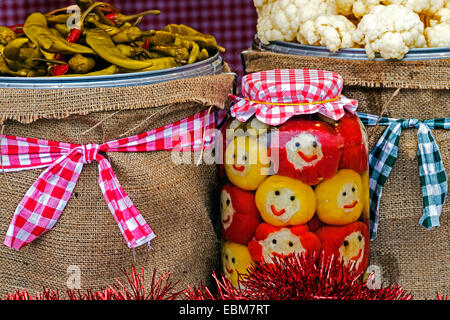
[0,72,235,297]
[242,49,449,299]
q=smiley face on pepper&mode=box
[221,241,253,288]
[274,118,343,185]
[248,223,321,264]
[316,221,370,274]
[220,184,260,244]
[315,169,363,225]
[255,175,316,227]
[225,135,270,191]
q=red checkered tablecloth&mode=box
[0,0,257,77]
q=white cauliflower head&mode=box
[336,0,382,18]
[254,0,338,44]
[381,0,445,15]
[353,4,426,59]
[425,22,450,46]
[297,15,357,52]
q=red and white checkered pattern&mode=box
[0,0,257,78]
[1,109,216,250]
[229,69,359,125]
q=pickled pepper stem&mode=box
[46,3,119,16]
[75,2,109,31]
[46,6,75,17]
[32,58,69,65]
[66,2,108,45]
[106,10,161,25]
[75,0,115,26]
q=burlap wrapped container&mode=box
[0,72,235,297]
[242,49,449,299]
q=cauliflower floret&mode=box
[429,7,450,26]
[297,15,357,52]
[353,4,426,59]
[425,6,450,46]
[381,0,445,15]
[254,0,338,44]
[336,0,382,18]
[425,22,450,46]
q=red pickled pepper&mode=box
[52,2,107,75]
[51,27,82,75]
[8,24,24,33]
[141,38,150,50]
[51,64,70,76]
[105,13,118,24]
[51,30,78,75]
[66,28,82,43]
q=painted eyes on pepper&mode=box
[342,187,356,197]
[224,254,236,264]
[220,200,230,208]
[232,154,247,161]
[295,141,318,148]
[272,239,294,247]
[343,236,363,246]
[274,190,296,201]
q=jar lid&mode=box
[229,69,358,125]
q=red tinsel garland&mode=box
[3,253,445,300]
[3,267,181,301]
[184,253,414,300]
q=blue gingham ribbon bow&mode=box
[356,112,449,240]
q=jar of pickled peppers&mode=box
[219,69,370,288]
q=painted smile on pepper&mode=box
[271,252,286,259]
[285,133,323,169]
[350,249,363,262]
[297,151,318,163]
[255,175,316,226]
[338,231,365,269]
[222,215,231,224]
[221,241,253,288]
[224,136,269,191]
[264,187,300,223]
[343,200,358,209]
[260,229,305,264]
[270,205,286,216]
[232,164,246,172]
[315,169,364,225]
[220,190,234,230]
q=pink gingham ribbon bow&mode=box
[0,109,216,250]
[229,69,358,125]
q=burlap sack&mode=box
[242,49,449,299]
[0,72,235,297]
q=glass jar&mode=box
[219,69,370,288]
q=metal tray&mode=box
[252,35,450,61]
[0,52,225,89]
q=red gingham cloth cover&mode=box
[0,0,257,78]
[0,109,216,250]
[229,69,359,125]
